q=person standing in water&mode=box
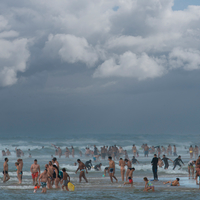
[123,168,135,187]
[194,145,199,159]
[162,155,173,169]
[119,158,125,181]
[108,156,118,183]
[173,145,177,156]
[189,145,194,159]
[3,158,10,183]
[38,169,48,193]
[151,154,158,181]
[30,159,40,185]
[132,145,137,157]
[75,159,88,183]
[15,162,22,184]
[188,160,196,179]
[17,159,23,183]
[125,158,132,181]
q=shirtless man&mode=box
[48,161,54,186]
[30,159,40,185]
[65,147,70,158]
[125,158,132,181]
[71,146,75,158]
[108,156,118,183]
[38,169,48,193]
[3,158,10,183]
[119,158,125,181]
[17,159,23,183]
[58,147,62,158]
[163,178,180,186]
[194,145,199,159]
[195,166,200,186]
[132,145,137,157]
[144,144,149,157]
[75,159,88,183]
[124,168,135,187]
[173,145,177,156]
[189,145,194,159]
[196,155,200,168]
[188,160,196,179]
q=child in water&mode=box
[143,177,155,192]
[163,178,180,186]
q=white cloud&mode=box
[93,51,166,80]
[0,15,30,87]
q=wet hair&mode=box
[143,177,148,181]
[77,159,81,162]
[176,178,180,181]
[163,155,165,157]
[15,162,19,165]
[154,154,157,156]
[120,158,123,160]
[53,165,59,171]
[132,156,135,159]
[108,156,112,160]
[125,159,128,162]
[53,157,57,161]
[178,155,181,158]
[5,157,8,161]
[62,168,66,172]
[34,159,37,162]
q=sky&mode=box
[0,0,200,136]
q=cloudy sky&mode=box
[0,0,200,136]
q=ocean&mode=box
[0,132,200,199]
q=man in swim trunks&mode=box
[119,158,125,181]
[194,145,199,159]
[48,161,54,186]
[196,155,200,168]
[173,145,177,156]
[143,177,155,192]
[45,164,53,189]
[162,155,173,169]
[163,178,180,186]
[132,145,137,157]
[62,168,70,191]
[3,158,10,183]
[144,144,149,157]
[124,168,135,187]
[30,159,40,185]
[75,159,88,183]
[38,169,48,193]
[125,158,132,181]
[108,156,118,183]
[173,156,184,170]
[188,160,196,179]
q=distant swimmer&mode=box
[158,157,164,168]
[124,168,135,187]
[15,162,22,184]
[173,145,177,156]
[151,154,158,181]
[71,146,75,158]
[144,144,149,157]
[85,160,92,170]
[143,177,155,192]
[125,158,132,181]
[119,158,125,181]
[162,155,173,169]
[108,156,118,183]
[188,160,196,179]
[94,163,102,171]
[62,168,70,191]
[189,145,194,159]
[65,147,70,158]
[30,159,40,185]
[75,159,88,183]
[3,158,10,183]
[163,178,180,186]
[173,156,184,170]
[132,156,140,165]
[194,145,199,159]
[38,169,48,193]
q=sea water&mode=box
[0,132,200,199]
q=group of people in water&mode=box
[2,143,200,193]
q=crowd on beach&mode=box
[1,143,200,193]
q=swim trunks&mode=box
[32,172,38,179]
[128,177,133,183]
[3,171,8,174]
[63,179,69,186]
[109,168,114,173]
[41,182,47,188]
[144,151,148,155]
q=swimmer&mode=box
[162,155,173,169]
[94,163,102,171]
[53,165,61,188]
[163,178,180,186]
[195,166,200,186]
[3,158,10,183]
[189,145,194,159]
[75,159,88,183]
[173,156,184,170]
[119,158,125,181]
[38,169,48,193]
[132,156,140,165]
[52,157,59,169]
[62,168,70,191]
[48,161,54,186]
[17,159,23,183]
[132,145,137,157]
[143,177,155,192]
[45,164,53,189]
[188,160,196,179]
[85,160,92,170]
[123,168,135,187]
[108,156,118,183]
[30,159,40,185]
